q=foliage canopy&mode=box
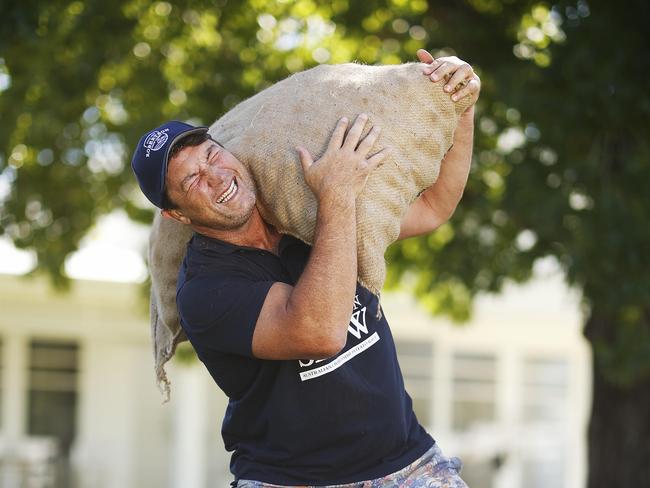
[1,0,648,386]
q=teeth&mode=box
[216,180,237,204]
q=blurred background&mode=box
[0,1,648,487]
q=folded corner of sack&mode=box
[151,298,189,403]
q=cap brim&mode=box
[159,126,209,199]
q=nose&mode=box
[200,163,229,189]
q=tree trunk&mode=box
[584,311,650,488]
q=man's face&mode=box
[164,139,257,230]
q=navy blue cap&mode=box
[131,120,208,208]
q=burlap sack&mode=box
[149,62,471,400]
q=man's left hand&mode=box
[416,49,481,109]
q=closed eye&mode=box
[182,173,198,194]
[189,174,202,193]
[207,145,220,164]
[182,142,219,193]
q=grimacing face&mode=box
[164,139,257,230]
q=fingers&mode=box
[342,113,369,150]
[427,60,454,82]
[356,125,381,156]
[366,147,391,170]
[424,57,465,83]
[422,58,440,76]
[444,64,473,93]
[421,56,479,104]
[296,146,313,173]
[327,117,349,150]
[416,48,434,64]
[451,78,480,102]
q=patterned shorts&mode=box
[236,443,469,488]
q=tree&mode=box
[386,2,650,487]
[1,1,648,486]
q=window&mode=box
[520,356,569,488]
[522,453,565,488]
[522,357,568,424]
[0,338,3,422]
[395,340,433,426]
[452,352,496,431]
[28,340,79,456]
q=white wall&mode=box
[0,267,591,488]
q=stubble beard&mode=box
[201,182,257,231]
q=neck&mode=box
[191,206,282,253]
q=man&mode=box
[132,49,480,487]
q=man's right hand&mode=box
[250,115,387,361]
[296,114,388,205]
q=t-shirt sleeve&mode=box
[177,276,275,357]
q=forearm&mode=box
[285,194,357,353]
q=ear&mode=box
[161,208,191,225]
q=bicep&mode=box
[251,282,334,360]
[178,278,275,357]
[179,277,339,361]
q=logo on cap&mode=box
[143,129,170,157]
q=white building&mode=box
[0,266,590,488]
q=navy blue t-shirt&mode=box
[176,232,434,486]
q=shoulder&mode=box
[179,232,264,285]
[177,264,261,317]
[176,269,276,358]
